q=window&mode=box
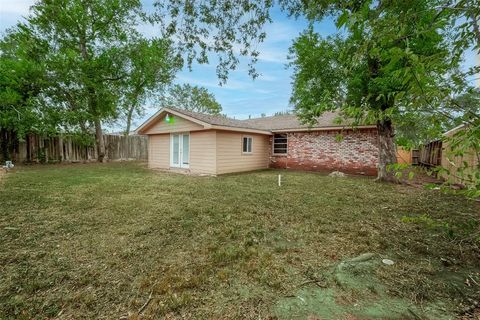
[242,136,252,153]
[273,134,287,155]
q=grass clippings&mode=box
[0,162,479,319]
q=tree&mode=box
[0,26,52,161]
[159,84,222,114]
[153,0,273,83]
[120,39,181,135]
[23,0,179,161]
[288,2,458,180]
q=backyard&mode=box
[0,162,479,319]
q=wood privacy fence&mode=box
[440,126,479,186]
[396,147,420,165]
[6,134,148,163]
[419,125,479,186]
[419,140,443,167]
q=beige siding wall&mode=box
[216,131,270,174]
[190,130,217,174]
[143,114,204,134]
[147,129,271,175]
[148,134,170,169]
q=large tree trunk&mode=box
[94,119,105,162]
[125,105,135,136]
[376,118,397,182]
[0,128,8,162]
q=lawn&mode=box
[0,162,479,319]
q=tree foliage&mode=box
[120,38,181,135]
[0,27,51,136]
[287,1,462,180]
[0,25,55,161]
[153,0,274,82]
[4,0,180,160]
[159,84,222,114]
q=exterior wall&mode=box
[270,129,379,175]
[142,114,204,134]
[190,130,217,174]
[148,134,170,169]
[216,131,271,174]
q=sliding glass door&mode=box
[170,133,190,168]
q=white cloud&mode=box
[256,47,288,64]
[258,73,278,82]
[264,20,302,43]
[0,0,34,15]
[176,74,254,91]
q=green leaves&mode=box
[287,0,470,134]
[289,30,347,124]
[159,84,222,115]
[0,27,52,137]
[119,37,181,133]
[336,11,350,28]
[153,0,274,83]
[1,0,183,139]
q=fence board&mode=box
[419,125,478,186]
[2,134,148,163]
[441,126,479,186]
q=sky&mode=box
[0,0,478,130]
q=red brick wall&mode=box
[270,128,379,175]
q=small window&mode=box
[273,134,288,155]
[242,136,252,153]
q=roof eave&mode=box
[443,123,467,137]
[135,107,212,134]
[210,125,272,135]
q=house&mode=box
[136,107,379,175]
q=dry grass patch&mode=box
[0,162,478,319]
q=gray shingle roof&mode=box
[239,112,344,130]
[167,107,254,129]
[167,107,352,131]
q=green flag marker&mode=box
[165,114,175,124]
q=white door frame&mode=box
[170,132,190,168]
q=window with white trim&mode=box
[242,136,252,153]
[273,134,288,155]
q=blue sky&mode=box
[1,0,477,130]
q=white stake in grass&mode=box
[278,174,282,187]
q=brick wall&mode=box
[270,128,379,175]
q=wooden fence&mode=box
[396,147,420,165]
[4,134,148,163]
[440,125,479,186]
[419,140,442,167]
[419,125,479,186]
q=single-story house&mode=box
[136,107,379,175]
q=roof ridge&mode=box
[167,106,242,122]
[240,114,296,121]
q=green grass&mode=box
[0,162,479,319]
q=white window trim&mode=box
[272,133,288,155]
[242,136,253,154]
[170,132,190,168]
